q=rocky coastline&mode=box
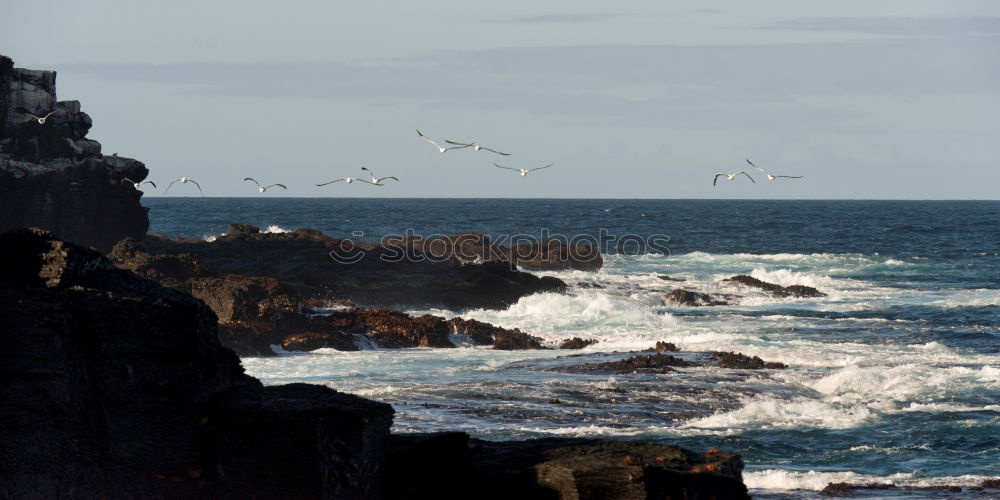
[0,55,753,498]
[0,228,750,499]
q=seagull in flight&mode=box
[16,107,59,125]
[494,163,554,177]
[745,159,804,181]
[164,177,204,196]
[316,176,363,186]
[121,178,156,190]
[417,129,465,153]
[713,171,756,186]
[445,139,510,156]
[361,167,399,186]
[243,177,287,192]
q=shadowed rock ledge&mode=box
[0,54,150,252]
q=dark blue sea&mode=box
[147,198,1000,497]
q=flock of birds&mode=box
[14,107,804,195]
[115,129,567,195]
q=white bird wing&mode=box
[141,180,157,188]
[354,178,378,185]
[445,140,473,147]
[745,159,769,176]
[494,164,521,172]
[121,178,135,185]
[713,173,726,186]
[188,179,205,196]
[164,178,182,194]
[417,129,446,149]
[316,178,346,186]
[243,177,262,188]
[479,146,510,155]
[528,163,555,172]
[774,175,804,179]
[736,171,756,183]
[41,111,57,120]
[378,176,399,182]
[266,184,288,190]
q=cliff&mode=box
[0,54,149,252]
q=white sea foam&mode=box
[746,469,996,491]
[263,224,290,234]
[681,396,877,432]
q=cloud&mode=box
[761,16,1000,38]
[491,12,631,24]
[55,36,998,134]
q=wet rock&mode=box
[575,353,693,374]
[0,228,394,499]
[559,337,599,349]
[650,341,680,353]
[508,239,603,272]
[663,289,728,306]
[725,275,825,298]
[820,482,897,497]
[281,332,360,352]
[656,274,686,282]
[493,330,546,350]
[111,230,567,310]
[359,308,455,348]
[709,351,787,370]
[462,438,749,500]
[445,316,511,345]
[0,55,149,252]
[982,479,1000,488]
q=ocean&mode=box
[146,198,1000,498]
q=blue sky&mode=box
[2,1,998,198]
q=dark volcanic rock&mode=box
[0,55,149,252]
[359,308,455,348]
[281,331,360,352]
[725,274,825,298]
[559,337,599,349]
[386,232,604,272]
[387,435,749,500]
[573,353,693,374]
[0,228,393,499]
[819,482,897,497]
[710,351,787,370]
[649,341,680,353]
[111,229,567,310]
[507,239,603,272]
[494,329,546,350]
[663,289,729,306]
[465,438,749,500]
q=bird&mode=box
[360,167,399,186]
[316,176,362,186]
[444,139,510,155]
[164,177,204,196]
[416,129,465,153]
[121,178,156,190]
[713,171,756,186]
[243,177,287,192]
[494,163,554,176]
[15,107,59,125]
[745,159,804,181]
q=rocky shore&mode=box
[0,228,750,499]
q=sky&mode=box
[2,1,998,198]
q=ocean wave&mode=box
[746,469,997,491]
[680,396,877,432]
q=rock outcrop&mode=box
[663,289,729,307]
[110,225,569,310]
[0,228,393,499]
[0,55,150,252]
[2,229,751,498]
[388,434,750,500]
[725,274,825,298]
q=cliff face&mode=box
[0,54,149,252]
